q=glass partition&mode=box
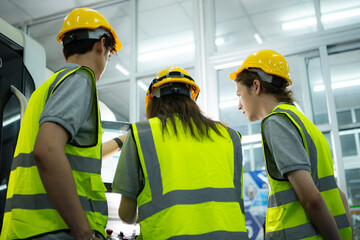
[137,0,195,72]
[98,80,130,122]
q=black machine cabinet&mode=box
[0,33,35,231]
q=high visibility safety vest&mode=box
[1,66,107,239]
[261,103,352,240]
[132,117,248,240]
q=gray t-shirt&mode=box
[39,63,97,146]
[112,129,144,200]
[262,113,311,180]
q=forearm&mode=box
[288,170,342,240]
[302,197,342,240]
[34,122,93,240]
[119,195,138,224]
[102,135,126,159]
[35,152,93,240]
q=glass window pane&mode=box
[340,133,357,157]
[98,81,130,122]
[355,108,360,123]
[323,132,333,156]
[345,168,360,206]
[320,0,360,30]
[308,56,329,125]
[328,49,360,127]
[100,2,132,81]
[254,145,265,171]
[138,76,153,121]
[137,0,195,72]
[337,110,353,125]
[214,0,316,52]
[243,149,251,172]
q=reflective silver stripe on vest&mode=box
[135,121,244,221]
[265,213,349,239]
[268,175,337,207]
[11,152,101,174]
[46,66,80,102]
[168,231,249,240]
[5,193,107,215]
[228,127,245,214]
[272,107,319,187]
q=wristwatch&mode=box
[113,137,123,150]
[90,230,96,240]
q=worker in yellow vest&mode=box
[112,66,249,239]
[1,8,124,240]
[229,49,353,240]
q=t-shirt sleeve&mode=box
[39,71,92,140]
[263,114,311,178]
[112,130,144,200]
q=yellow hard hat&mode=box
[229,49,292,86]
[145,66,200,112]
[56,8,122,53]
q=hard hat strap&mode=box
[62,28,109,46]
[152,83,191,99]
[248,68,287,88]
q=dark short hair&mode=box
[235,69,295,104]
[63,29,116,59]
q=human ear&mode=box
[253,79,261,94]
[96,37,106,54]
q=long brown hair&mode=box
[146,94,226,140]
[235,70,295,104]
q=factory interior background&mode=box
[0,0,360,238]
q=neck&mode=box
[258,94,280,121]
[66,52,100,81]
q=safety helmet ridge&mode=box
[229,49,292,86]
[57,8,122,53]
[145,66,200,113]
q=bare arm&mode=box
[102,134,126,160]
[34,122,100,240]
[118,195,138,224]
[287,170,342,240]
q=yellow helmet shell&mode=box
[145,66,200,113]
[229,49,292,86]
[56,8,122,52]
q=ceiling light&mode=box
[282,17,317,30]
[215,37,225,46]
[322,8,360,22]
[254,33,263,44]
[313,78,360,92]
[115,64,129,76]
[137,81,148,92]
[282,8,360,30]
[138,43,195,62]
[214,61,243,70]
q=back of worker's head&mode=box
[229,49,294,104]
[146,66,224,139]
[57,8,122,59]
